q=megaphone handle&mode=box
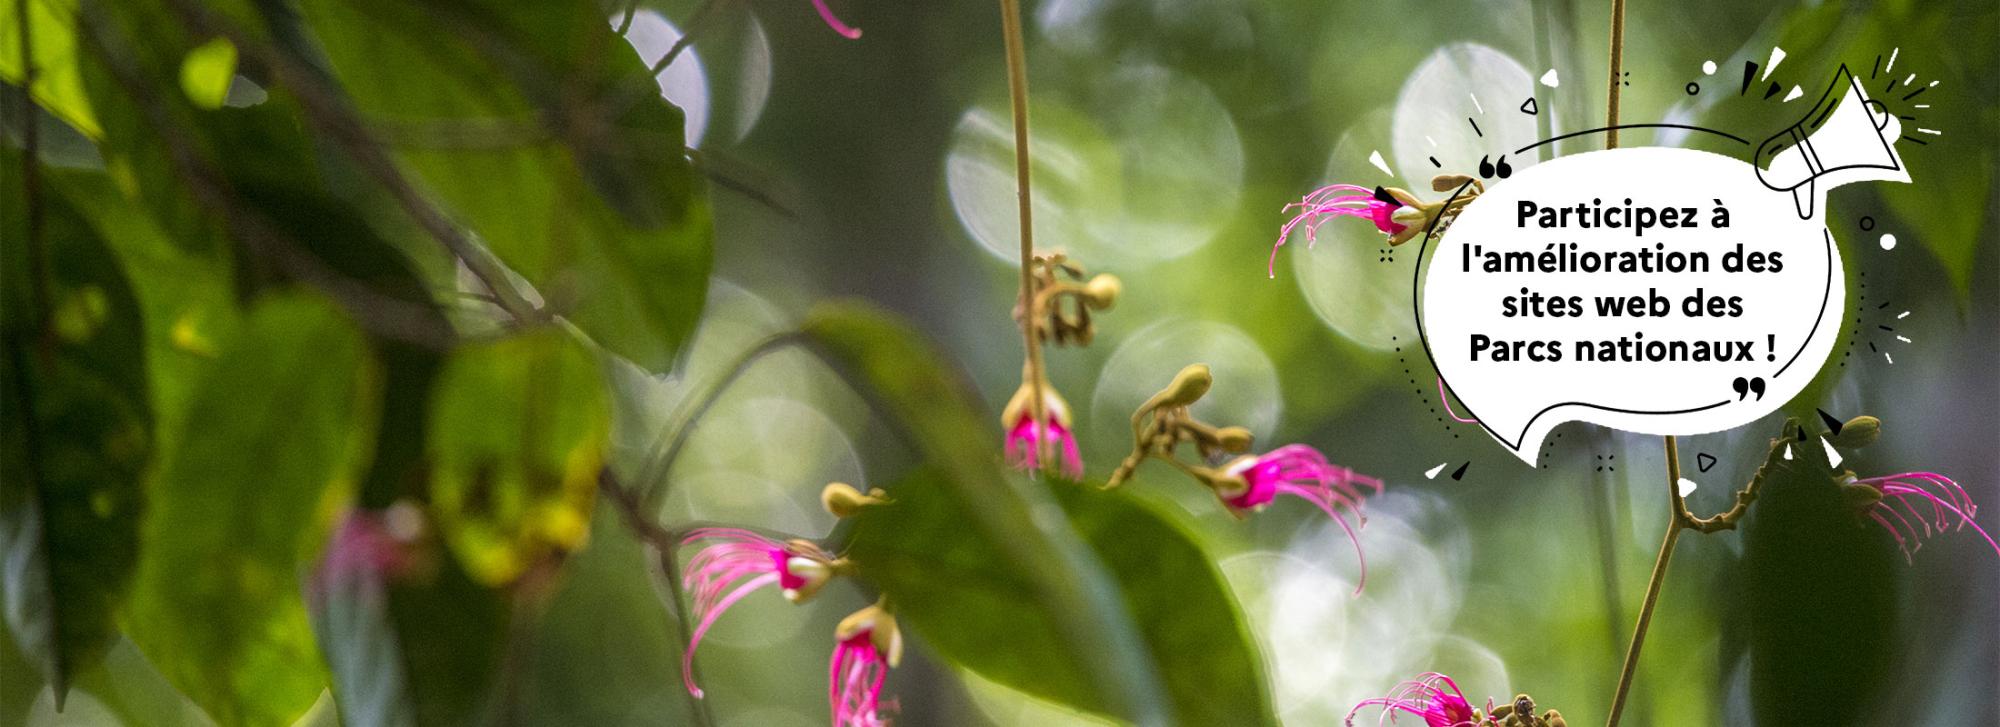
[1790,176,1815,220]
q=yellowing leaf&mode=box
[427,329,607,586]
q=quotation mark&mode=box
[1732,376,1767,401]
[1477,154,1513,179]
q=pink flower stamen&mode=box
[1854,472,1999,562]
[680,528,827,698]
[829,630,892,727]
[1223,444,1383,594]
[1005,412,1084,479]
[1347,672,1485,727]
[809,0,863,39]
[1269,184,1409,278]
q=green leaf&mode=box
[514,507,691,725]
[798,302,1186,725]
[72,0,229,256]
[294,0,712,372]
[427,328,607,586]
[0,177,151,707]
[177,38,236,111]
[125,293,376,727]
[1740,418,1897,727]
[43,168,238,455]
[848,471,1275,725]
[0,0,101,138]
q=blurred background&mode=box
[4,0,1996,725]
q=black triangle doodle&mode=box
[1696,452,1717,473]
[1817,408,1844,436]
[1450,461,1470,481]
[1519,97,1539,115]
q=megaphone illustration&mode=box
[1755,64,1909,220]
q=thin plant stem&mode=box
[1603,0,1626,148]
[1599,3,1657,724]
[1605,435,1679,727]
[635,333,804,505]
[599,469,715,727]
[998,0,1051,470]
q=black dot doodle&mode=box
[1685,82,1699,95]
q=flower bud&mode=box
[821,482,886,518]
[1152,364,1213,411]
[1082,273,1121,309]
[1431,174,1475,192]
[1829,415,1880,449]
[1214,426,1254,454]
[836,604,904,667]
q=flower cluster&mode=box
[1003,253,1120,478]
[1108,363,1383,592]
[677,502,901,726]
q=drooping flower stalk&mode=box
[1845,471,2000,561]
[679,528,842,698]
[994,0,1052,471]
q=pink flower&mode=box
[1848,472,2000,562]
[1001,384,1083,478]
[1347,672,1488,727]
[309,505,431,603]
[680,528,839,698]
[1215,444,1383,592]
[809,0,863,39]
[830,606,902,727]
[1269,184,1416,278]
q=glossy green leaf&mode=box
[799,302,1184,725]
[295,0,712,372]
[0,0,101,138]
[427,328,607,586]
[0,177,151,706]
[1741,418,1897,727]
[125,293,375,727]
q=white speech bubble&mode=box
[1419,144,1884,465]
